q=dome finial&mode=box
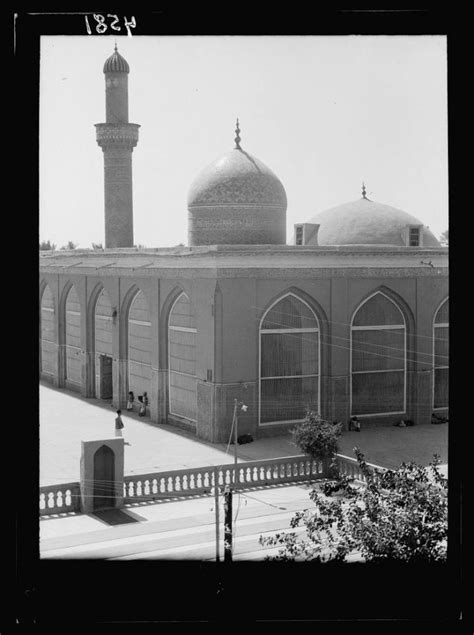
[362,182,367,199]
[234,118,241,149]
[114,40,118,53]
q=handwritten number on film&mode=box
[85,14,136,36]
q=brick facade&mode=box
[40,246,448,442]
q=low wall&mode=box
[123,455,326,504]
[39,453,387,516]
[39,482,81,516]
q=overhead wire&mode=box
[42,298,449,344]
[44,323,448,376]
[40,298,449,503]
[259,330,447,366]
[251,303,449,342]
[43,308,449,376]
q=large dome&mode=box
[305,195,440,247]
[187,125,287,245]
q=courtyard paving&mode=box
[40,382,448,486]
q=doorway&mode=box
[93,445,115,510]
[99,354,113,399]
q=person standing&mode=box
[126,391,134,411]
[115,410,124,437]
[139,392,148,417]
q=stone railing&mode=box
[39,482,81,516]
[39,454,388,515]
[335,454,386,484]
[123,455,326,505]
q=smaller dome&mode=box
[305,195,440,247]
[103,45,130,74]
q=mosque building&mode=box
[39,46,449,443]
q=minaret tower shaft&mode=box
[95,45,140,248]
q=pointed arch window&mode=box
[168,292,197,422]
[94,288,113,356]
[433,299,449,409]
[94,288,113,398]
[259,293,320,425]
[128,290,152,399]
[65,285,82,386]
[351,292,406,416]
[40,284,56,375]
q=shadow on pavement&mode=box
[91,508,147,526]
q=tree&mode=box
[91,242,103,249]
[39,240,56,251]
[260,449,447,563]
[292,411,342,463]
[60,241,78,250]
[439,229,448,246]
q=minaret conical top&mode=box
[234,118,241,149]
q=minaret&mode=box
[95,44,140,248]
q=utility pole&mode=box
[214,467,220,562]
[223,398,247,563]
[224,485,233,562]
[232,398,248,486]
[233,398,238,487]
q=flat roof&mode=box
[40,244,449,257]
[39,244,448,277]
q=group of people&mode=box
[126,390,148,416]
[114,390,150,438]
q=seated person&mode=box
[348,416,360,431]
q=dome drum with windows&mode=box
[188,120,287,246]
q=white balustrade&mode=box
[39,482,80,516]
[43,455,357,514]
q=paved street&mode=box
[40,382,448,560]
[40,483,318,560]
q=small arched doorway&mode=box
[93,445,115,510]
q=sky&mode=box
[40,35,448,248]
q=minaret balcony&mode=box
[95,123,140,149]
